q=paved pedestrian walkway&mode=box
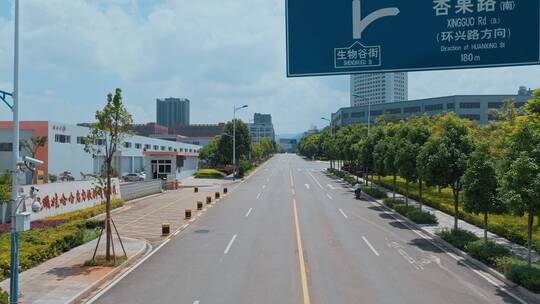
[0,237,147,304]
[361,178,540,263]
[100,183,235,245]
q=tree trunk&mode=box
[528,208,534,267]
[405,180,409,206]
[452,187,459,230]
[438,185,442,193]
[484,212,488,243]
[537,209,540,227]
[392,174,396,200]
[418,179,423,211]
[105,163,113,261]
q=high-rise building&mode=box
[156,98,190,129]
[248,113,275,143]
[350,73,408,107]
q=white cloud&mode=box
[0,0,538,134]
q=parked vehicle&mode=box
[123,173,144,182]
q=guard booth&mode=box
[143,151,199,181]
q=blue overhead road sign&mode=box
[286,0,540,77]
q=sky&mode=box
[0,0,539,135]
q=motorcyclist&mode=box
[353,182,362,198]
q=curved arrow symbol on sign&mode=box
[353,0,400,40]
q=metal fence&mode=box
[120,180,164,202]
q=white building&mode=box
[0,121,201,184]
[350,73,408,107]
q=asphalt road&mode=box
[90,154,528,304]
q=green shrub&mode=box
[465,240,511,267]
[344,176,357,186]
[374,176,540,252]
[0,288,7,304]
[394,204,415,216]
[438,228,479,251]
[0,198,124,280]
[503,258,540,293]
[362,186,387,199]
[46,198,124,221]
[237,157,252,178]
[195,169,226,179]
[383,198,405,209]
[406,209,439,225]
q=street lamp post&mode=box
[321,117,334,169]
[232,105,248,181]
[352,93,371,185]
[8,2,20,303]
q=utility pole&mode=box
[232,105,248,181]
[10,1,20,303]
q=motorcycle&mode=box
[354,188,362,199]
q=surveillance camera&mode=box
[30,186,40,192]
[31,200,43,213]
[23,156,44,166]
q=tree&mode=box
[20,136,47,182]
[419,114,474,230]
[463,144,504,242]
[218,119,251,165]
[359,127,384,183]
[199,136,222,167]
[84,88,133,261]
[500,121,540,267]
[396,139,416,205]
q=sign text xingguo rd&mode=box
[286,0,540,77]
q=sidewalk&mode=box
[102,184,234,245]
[0,237,148,304]
[359,178,540,263]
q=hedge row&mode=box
[195,169,226,179]
[374,175,540,252]
[383,199,438,225]
[0,198,124,281]
[438,229,540,293]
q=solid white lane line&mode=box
[362,236,380,256]
[262,185,266,189]
[224,234,238,255]
[307,171,323,189]
[304,184,310,189]
[339,208,348,219]
[193,301,200,304]
[245,208,253,217]
[256,193,261,200]
[292,189,296,195]
[326,193,333,200]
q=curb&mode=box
[65,237,152,304]
[361,191,540,303]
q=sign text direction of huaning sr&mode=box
[285,0,540,77]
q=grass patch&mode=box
[84,255,127,267]
[374,175,540,252]
[195,169,226,179]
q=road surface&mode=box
[91,154,527,304]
